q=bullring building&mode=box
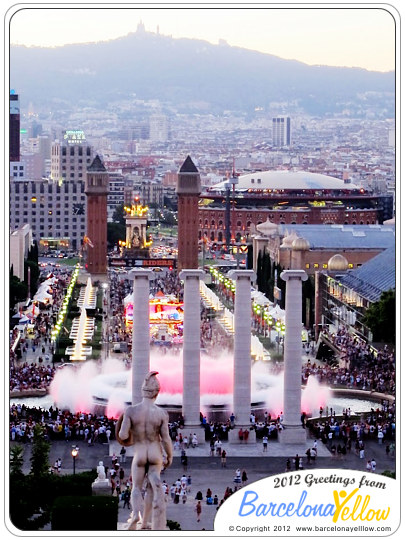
[199,170,393,244]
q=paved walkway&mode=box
[12,434,395,532]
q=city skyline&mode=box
[8,4,396,72]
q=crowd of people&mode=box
[10,265,75,392]
[320,326,395,394]
[10,362,56,394]
[10,268,396,469]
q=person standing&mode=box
[195,500,202,522]
[262,435,268,452]
[122,487,131,509]
[221,449,227,468]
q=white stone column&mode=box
[279,269,308,444]
[179,269,204,426]
[130,268,152,405]
[228,270,256,427]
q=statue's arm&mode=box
[115,411,134,446]
[160,412,173,467]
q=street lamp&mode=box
[71,446,79,474]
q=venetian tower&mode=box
[85,155,109,278]
[176,156,201,272]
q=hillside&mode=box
[10,30,394,116]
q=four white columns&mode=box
[129,266,307,443]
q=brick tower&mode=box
[176,156,201,271]
[85,155,109,277]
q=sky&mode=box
[7,4,397,72]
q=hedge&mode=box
[51,495,118,531]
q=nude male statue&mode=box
[116,371,173,530]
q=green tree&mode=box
[10,445,24,477]
[107,222,126,248]
[246,244,253,269]
[27,241,39,265]
[30,425,51,478]
[161,210,177,226]
[24,259,40,297]
[10,269,28,309]
[256,250,263,291]
[112,203,126,225]
[274,263,286,309]
[362,289,395,343]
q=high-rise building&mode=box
[9,178,87,251]
[10,91,20,162]
[107,172,125,222]
[85,155,109,277]
[149,114,169,142]
[10,224,32,281]
[272,116,291,147]
[176,156,201,271]
[51,130,93,182]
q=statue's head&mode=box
[98,461,103,466]
[142,371,160,399]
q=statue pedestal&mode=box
[278,425,308,445]
[117,522,169,531]
[92,479,111,496]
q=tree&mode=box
[362,289,395,344]
[24,260,40,297]
[10,267,28,309]
[246,244,253,270]
[256,250,263,291]
[112,204,126,225]
[27,241,39,265]
[107,222,126,248]
[10,445,24,477]
[30,425,51,478]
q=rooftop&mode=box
[277,224,395,251]
[339,246,396,302]
[210,170,361,191]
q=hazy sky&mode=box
[8,4,396,72]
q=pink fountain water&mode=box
[49,351,331,420]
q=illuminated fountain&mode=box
[48,352,333,420]
[65,277,96,362]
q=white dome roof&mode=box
[211,170,359,191]
[328,254,349,271]
[256,218,278,236]
[292,237,310,251]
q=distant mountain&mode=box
[10,30,395,116]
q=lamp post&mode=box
[275,320,281,354]
[71,446,79,475]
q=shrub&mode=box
[51,496,118,531]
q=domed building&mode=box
[198,170,393,246]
